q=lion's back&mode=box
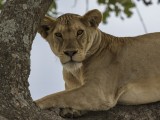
[119,32,160,81]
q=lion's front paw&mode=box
[59,108,87,118]
[34,100,47,109]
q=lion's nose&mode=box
[64,50,78,57]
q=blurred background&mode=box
[27,0,160,100]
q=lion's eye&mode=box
[55,32,62,38]
[77,30,84,36]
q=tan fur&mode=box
[36,9,160,116]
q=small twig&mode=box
[86,0,89,11]
[72,0,78,8]
[142,0,152,6]
[134,1,148,33]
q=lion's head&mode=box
[38,9,102,72]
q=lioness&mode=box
[36,9,160,117]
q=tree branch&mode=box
[134,0,148,33]
[72,0,78,8]
[0,116,8,120]
[142,0,152,6]
[86,0,89,12]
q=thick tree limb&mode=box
[0,116,8,120]
[0,0,59,120]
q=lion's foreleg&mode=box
[35,84,114,111]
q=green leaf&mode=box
[109,0,117,5]
[124,8,133,17]
[97,0,106,4]
[108,6,113,11]
[103,9,110,23]
[122,0,135,8]
[115,5,121,16]
[49,0,57,11]
[120,0,134,18]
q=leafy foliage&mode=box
[98,0,135,23]
[47,0,58,17]
[0,0,159,23]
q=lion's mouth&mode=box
[62,60,83,71]
[63,60,82,65]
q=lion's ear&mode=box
[38,16,56,39]
[81,9,102,28]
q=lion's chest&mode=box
[72,68,85,85]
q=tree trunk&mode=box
[0,0,160,120]
[0,0,61,120]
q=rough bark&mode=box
[0,0,61,120]
[0,0,160,120]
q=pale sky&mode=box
[28,0,160,100]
